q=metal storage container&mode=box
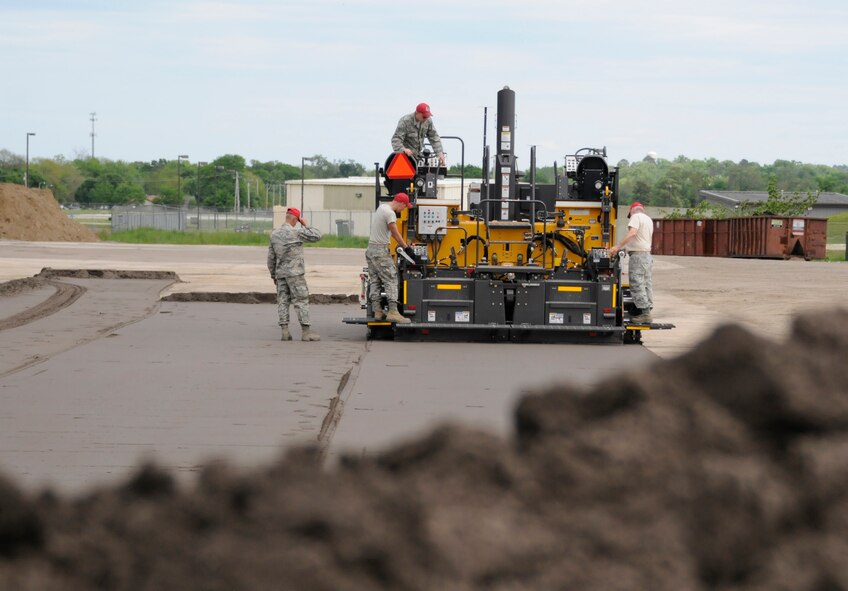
[727,216,827,260]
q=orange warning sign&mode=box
[386,153,417,179]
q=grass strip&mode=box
[100,228,368,248]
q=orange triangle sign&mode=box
[386,153,417,179]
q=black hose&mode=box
[529,232,586,260]
[461,235,489,259]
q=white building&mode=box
[277,177,481,236]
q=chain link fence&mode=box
[108,204,373,237]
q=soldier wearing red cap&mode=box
[610,202,654,324]
[267,207,322,341]
[366,193,415,323]
[391,102,446,166]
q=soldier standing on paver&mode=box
[367,193,414,324]
[391,102,446,166]
[268,207,322,341]
[610,201,654,324]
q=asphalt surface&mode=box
[12,239,844,492]
[0,292,363,492]
[0,268,653,492]
[327,339,651,462]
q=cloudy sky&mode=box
[2,0,847,168]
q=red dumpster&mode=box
[726,216,826,259]
[704,219,729,257]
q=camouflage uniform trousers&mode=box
[628,252,653,311]
[365,244,398,306]
[275,274,311,326]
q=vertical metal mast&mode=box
[89,112,97,158]
[494,86,516,221]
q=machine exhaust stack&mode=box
[494,86,516,221]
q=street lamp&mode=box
[301,156,317,212]
[25,132,36,188]
[196,161,207,229]
[177,155,189,205]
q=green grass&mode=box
[100,228,368,248]
[828,213,848,243]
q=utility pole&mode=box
[25,132,36,188]
[90,112,97,159]
[234,171,240,213]
[177,155,189,206]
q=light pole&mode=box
[25,132,36,188]
[196,161,207,229]
[301,156,316,213]
[90,112,97,158]
[177,155,189,205]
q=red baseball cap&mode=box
[286,207,302,219]
[415,103,432,118]
[393,192,413,207]
[628,202,644,217]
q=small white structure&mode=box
[283,177,481,213]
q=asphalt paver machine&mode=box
[344,87,674,343]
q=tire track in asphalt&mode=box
[0,280,86,332]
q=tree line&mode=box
[0,150,365,208]
[1,148,847,209]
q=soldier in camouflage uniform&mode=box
[267,207,322,341]
[391,102,446,166]
[367,193,415,323]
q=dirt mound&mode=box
[36,268,178,281]
[1,310,847,590]
[0,183,98,242]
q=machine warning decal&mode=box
[583,313,592,325]
[428,311,436,322]
[455,311,470,323]
[549,312,564,324]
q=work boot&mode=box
[386,303,410,324]
[373,307,386,321]
[301,326,321,341]
[280,325,292,341]
[630,309,653,324]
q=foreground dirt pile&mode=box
[0,183,98,242]
[1,310,847,590]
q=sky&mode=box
[2,0,847,169]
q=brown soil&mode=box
[0,184,98,242]
[1,309,847,590]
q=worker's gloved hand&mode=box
[404,246,422,265]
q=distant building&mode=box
[699,190,848,218]
[283,176,480,212]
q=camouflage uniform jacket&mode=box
[267,224,322,279]
[391,113,443,157]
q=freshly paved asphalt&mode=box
[0,240,657,492]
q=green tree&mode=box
[72,158,145,205]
